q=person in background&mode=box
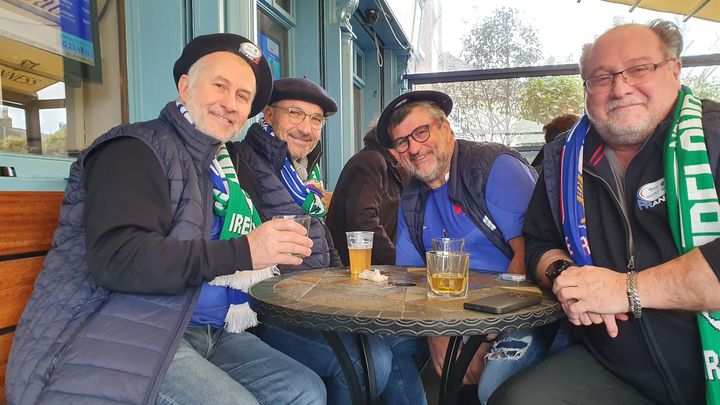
[376,90,554,404]
[326,124,409,266]
[491,20,720,405]
[6,33,325,405]
[530,113,580,172]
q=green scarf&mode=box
[209,144,277,333]
[664,86,720,404]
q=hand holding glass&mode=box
[272,215,311,257]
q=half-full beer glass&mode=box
[426,251,469,299]
[345,231,373,277]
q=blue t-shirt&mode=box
[395,154,536,272]
[191,169,232,328]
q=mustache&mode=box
[605,96,646,113]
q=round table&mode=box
[249,266,564,404]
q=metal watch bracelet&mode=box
[626,271,642,319]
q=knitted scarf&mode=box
[178,102,278,333]
[260,120,327,217]
[560,87,720,403]
[664,86,720,404]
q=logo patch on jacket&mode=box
[453,203,465,215]
[637,178,666,210]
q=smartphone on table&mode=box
[463,292,541,314]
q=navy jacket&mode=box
[524,99,720,405]
[236,123,341,270]
[7,102,252,404]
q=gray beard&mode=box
[588,112,659,147]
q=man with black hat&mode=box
[236,78,399,403]
[235,77,342,270]
[375,90,553,404]
[6,34,325,405]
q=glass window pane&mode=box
[0,0,119,160]
[397,1,720,75]
[258,10,289,79]
[275,0,292,16]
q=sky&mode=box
[439,0,719,65]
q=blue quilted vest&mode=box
[6,102,220,404]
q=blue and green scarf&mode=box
[560,87,720,403]
[260,120,327,217]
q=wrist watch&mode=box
[545,259,575,284]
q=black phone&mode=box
[463,293,542,314]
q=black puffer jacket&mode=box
[236,123,341,270]
[524,99,720,405]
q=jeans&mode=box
[157,325,326,405]
[381,336,430,405]
[477,326,555,404]
[254,323,393,404]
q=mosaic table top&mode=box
[249,266,564,336]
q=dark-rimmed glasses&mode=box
[583,59,675,95]
[272,105,326,129]
[392,121,437,153]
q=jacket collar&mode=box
[583,110,674,179]
[245,122,324,174]
[159,101,221,163]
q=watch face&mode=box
[546,260,574,282]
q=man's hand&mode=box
[246,219,313,269]
[553,266,630,337]
[428,336,489,385]
[506,252,526,275]
[463,336,492,385]
[428,336,450,377]
[506,236,526,275]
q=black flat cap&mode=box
[268,78,338,116]
[377,90,453,148]
[173,33,272,118]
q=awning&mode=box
[601,0,719,23]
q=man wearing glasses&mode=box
[234,77,341,270]
[374,90,546,404]
[491,20,720,405]
[236,77,400,404]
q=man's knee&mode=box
[295,371,327,404]
[281,357,326,404]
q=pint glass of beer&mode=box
[345,231,373,277]
[426,251,470,299]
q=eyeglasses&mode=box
[583,59,675,95]
[392,122,437,153]
[272,105,326,129]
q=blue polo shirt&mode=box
[395,154,536,272]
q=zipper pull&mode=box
[627,255,636,271]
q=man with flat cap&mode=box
[237,78,398,403]
[6,34,325,404]
[234,77,342,270]
[375,90,553,404]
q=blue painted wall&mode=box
[124,1,187,122]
